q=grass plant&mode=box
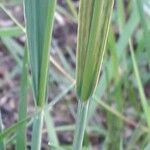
[0,0,150,149]
[73,0,114,149]
[24,0,56,150]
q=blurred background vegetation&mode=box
[0,0,150,150]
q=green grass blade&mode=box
[94,95,149,133]
[136,0,150,65]
[38,0,57,107]
[117,3,139,58]
[73,100,90,150]
[1,38,23,67]
[66,0,77,19]
[0,117,29,140]
[24,0,57,107]
[24,1,57,149]
[129,40,150,128]
[0,27,23,37]
[0,4,25,32]
[74,0,114,149]
[116,0,125,32]
[104,28,123,150]
[76,0,114,101]
[45,110,59,149]
[16,47,28,150]
[136,0,148,33]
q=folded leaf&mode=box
[24,0,57,107]
[76,0,114,101]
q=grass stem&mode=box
[129,40,150,129]
[31,110,44,150]
[16,47,28,150]
[73,100,89,150]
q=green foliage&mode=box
[24,1,57,150]
[24,0,57,108]
[0,0,150,149]
[76,0,114,101]
[73,0,114,150]
[16,47,28,150]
